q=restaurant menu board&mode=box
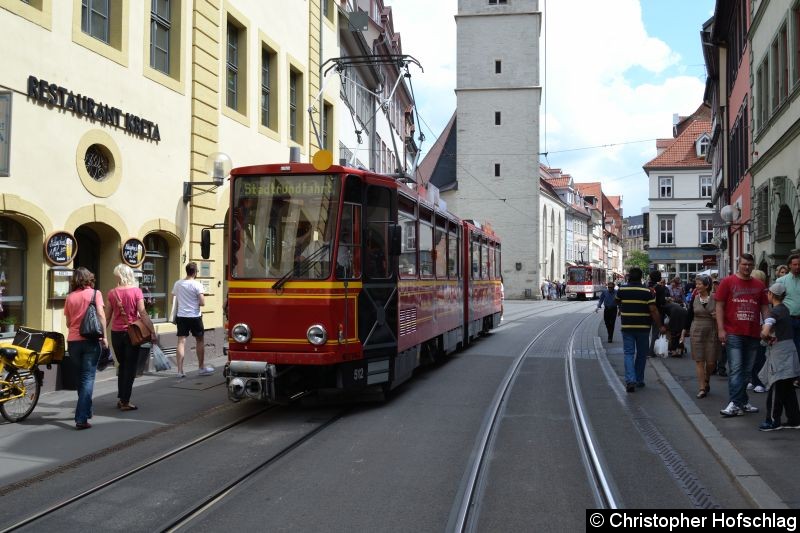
[121,238,146,267]
[44,231,77,266]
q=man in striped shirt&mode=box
[616,267,666,393]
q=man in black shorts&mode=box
[172,262,210,377]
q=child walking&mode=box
[758,283,800,431]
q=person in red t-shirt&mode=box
[715,254,770,417]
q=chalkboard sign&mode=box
[44,231,77,266]
[121,238,146,267]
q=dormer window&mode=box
[696,134,710,157]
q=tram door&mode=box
[357,182,398,369]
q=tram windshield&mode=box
[230,174,340,279]
[568,267,587,283]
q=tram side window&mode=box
[337,203,361,279]
[399,198,416,278]
[419,209,433,278]
[482,241,490,280]
[447,226,459,279]
[0,217,26,336]
[471,235,480,279]
[434,216,447,279]
[365,186,390,279]
[494,244,501,279]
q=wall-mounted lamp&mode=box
[183,152,232,203]
[705,202,714,209]
[515,262,522,271]
[719,204,740,224]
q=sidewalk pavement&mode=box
[599,319,799,509]
[0,351,231,489]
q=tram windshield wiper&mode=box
[272,243,330,291]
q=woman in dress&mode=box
[64,267,108,429]
[107,264,148,411]
[683,275,717,398]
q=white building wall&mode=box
[647,169,712,248]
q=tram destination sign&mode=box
[26,75,161,141]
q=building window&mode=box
[0,93,10,177]
[757,60,769,129]
[780,24,789,102]
[495,111,501,125]
[700,175,712,198]
[659,217,674,245]
[794,3,800,85]
[697,136,709,157]
[150,0,170,75]
[494,163,500,177]
[290,70,298,142]
[142,234,169,321]
[0,218,26,337]
[322,101,333,150]
[754,184,770,239]
[699,217,714,244]
[771,38,780,111]
[84,144,111,181]
[81,0,109,43]
[260,46,277,130]
[659,176,673,198]
[495,60,501,73]
[226,23,239,110]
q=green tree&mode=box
[625,250,650,271]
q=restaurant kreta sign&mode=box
[27,75,161,141]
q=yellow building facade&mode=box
[0,0,339,383]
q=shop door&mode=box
[74,226,101,286]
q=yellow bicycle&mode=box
[0,327,64,422]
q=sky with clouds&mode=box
[386,0,715,216]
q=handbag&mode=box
[79,289,104,339]
[115,290,155,347]
[152,343,171,372]
[97,345,114,372]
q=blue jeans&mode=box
[725,335,759,407]
[622,330,650,385]
[68,339,101,424]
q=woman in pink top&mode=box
[107,264,147,411]
[63,267,107,430]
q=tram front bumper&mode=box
[225,361,277,402]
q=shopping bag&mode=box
[152,343,171,372]
[654,334,669,357]
[97,345,114,372]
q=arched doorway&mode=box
[774,205,795,265]
[73,223,121,293]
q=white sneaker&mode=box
[177,372,186,379]
[198,366,215,376]
[720,402,743,417]
[746,382,754,390]
[753,385,767,393]
[742,403,759,413]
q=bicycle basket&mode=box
[10,327,65,366]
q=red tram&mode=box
[566,264,606,300]
[210,163,502,403]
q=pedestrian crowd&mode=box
[64,262,210,430]
[540,279,566,300]
[610,253,800,432]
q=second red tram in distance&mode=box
[211,162,502,403]
[566,264,607,300]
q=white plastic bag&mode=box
[654,334,669,357]
[152,343,171,372]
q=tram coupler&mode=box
[225,361,277,402]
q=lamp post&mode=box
[720,204,738,275]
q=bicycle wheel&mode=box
[0,368,41,422]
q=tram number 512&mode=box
[341,361,368,388]
[353,368,365,381]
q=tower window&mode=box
[494,164,501,177]
[495,111,501,125]
[495,60,502,74]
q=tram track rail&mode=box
[2,404,347,533]
[449,308,619,531]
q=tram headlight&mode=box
[231,323,252,344]
[306,324,327,346]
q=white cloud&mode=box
[385,0,706,214]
